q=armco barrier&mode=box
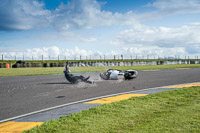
[0,63,10,68]
[0,60,200,68]
[0,63,5,68]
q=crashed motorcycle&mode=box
[64,61,138,83]
[100,69,138,80]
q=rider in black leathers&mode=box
[64,61,92,84]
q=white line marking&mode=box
[0,81,200,123]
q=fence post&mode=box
[2,54,3,61]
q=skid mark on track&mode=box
[33,92,51,98]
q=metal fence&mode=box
[1,54,199,61]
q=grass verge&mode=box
[24,86,200,133]
[0,64,200,77]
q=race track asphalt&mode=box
[0,68,200,121]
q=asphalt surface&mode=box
[13,87,176,122]
[0,68,200,121]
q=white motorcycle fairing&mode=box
[100,69,138,80]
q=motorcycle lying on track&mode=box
[99,69,138,80]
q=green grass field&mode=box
[24,86,200,133]
[0,64,200,77]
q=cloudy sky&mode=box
[1,0,200,60]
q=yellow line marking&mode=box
[85,94,148,104]
[0,121,43,133]
[164,83,200,88]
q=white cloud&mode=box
[148,0,200,14]
[1,45,199,60]
[0,0,139,31]
[1,0,200,58]
[1,0,200,31]
[108,22,200,56]
[141,0,200,21]
[0,0,51,30]
[110,23,200,50]
[28,31,97,43]
[50,0,139,31]
[122,46,186,58]
[0,46,93,60]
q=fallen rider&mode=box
[64,61,93,84]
